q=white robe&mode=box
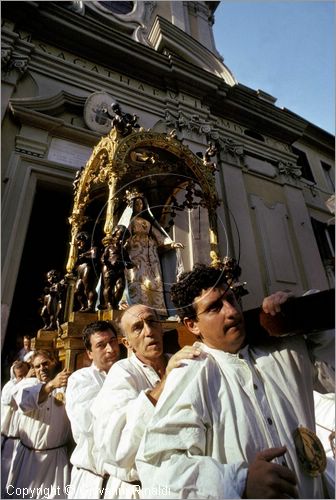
[8,378,71,499]
[1,379,21,498]
[65,363,107,499]
[137,331,335,499]
[91,354,161,499]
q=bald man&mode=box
[91,304,200,499]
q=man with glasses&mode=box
[136,264,334,499]
[66,320,120,499]
[91,305,200,498]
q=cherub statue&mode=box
[99,225,134,310]
[203,141,219,173]
[74,231,100,312]
[109,102,140,136]
[204,141,218,163]
[40,270,67,331]
[210,254,248,298]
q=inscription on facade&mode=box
[48,138,92,168]
[2,26,292,152]
[13,29,208,110]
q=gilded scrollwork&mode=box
[67,123,221,273]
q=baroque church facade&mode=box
[1,1,334,354]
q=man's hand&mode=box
[147,346,201,405]
[26,367,36,378]
[166,345,201,376]
[39,368,71,403]
[262,291,294,316]
[244,446,298,499]
[171,242,184,249]
[50,368,71,389]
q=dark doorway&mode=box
[2,181,72,382]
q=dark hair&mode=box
[82,320,118,351]
[170,264,228,320]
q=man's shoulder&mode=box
[155,351,219,411]
[1,378,16,391]
[108,356,136,375]
[106,355,156,383]
[19,377,40,388]
[12,377,41,398]
[68,365,94,384]
[167,348,217,381]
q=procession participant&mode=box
[66,320,120,499]
[92,304,200,499]
[8,350,71,499]
[1,361,30,497]
[137,264,334,499]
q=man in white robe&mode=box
[1,361,30,497]
[136,264,335,499]
[65,320,121,499]
[91,305,201,499]
[8,350,71,499]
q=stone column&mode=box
[218,143,265,309]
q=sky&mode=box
[213,0,335,134]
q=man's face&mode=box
[121,305,163,362]
[23,338,30,350]
[14,366,29,381]
[33,355,56,383]
[184,286,246,354]
[87,330,120,373]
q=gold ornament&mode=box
[293,426,326,477]
[125,188,144,203]
[54,392,65,405]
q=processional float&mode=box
[34,105,244,369]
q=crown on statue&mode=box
[125,188,144,203]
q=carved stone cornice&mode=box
[164,110,217,138]
[1,45,12,67]
[6,52,30,75]
[9,93,98,145]
[15,136,48,158]
[216,137,244,158]
[1,28,35,81]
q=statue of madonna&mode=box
[118,189,184,316]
